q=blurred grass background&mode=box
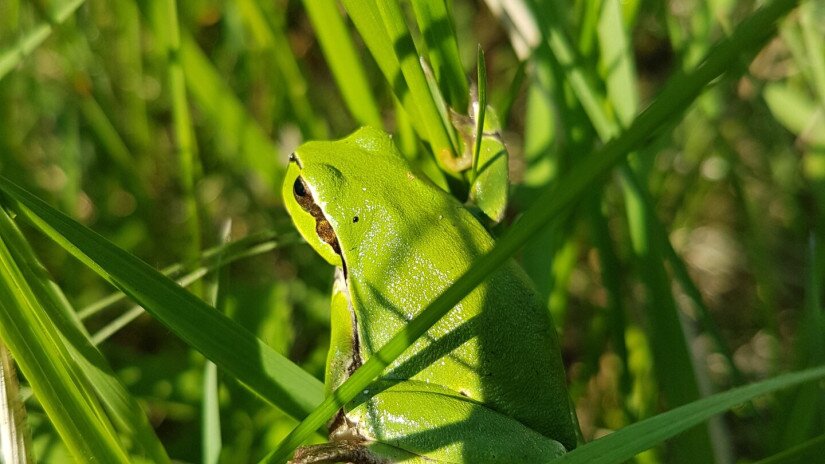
[1,0,824,462]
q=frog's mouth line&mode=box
[293,176,344,257]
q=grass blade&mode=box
[754,433,825,464]
[340,1,424,134]
[87,236,290,345]
[77,95,149,209]
[202,222,231,464]
[0,205,172,463]
[0,177,325,421]
[157,0,203,291]
[78,231,290,321]
[302,0,382,128]
[0,210,129,463]
[472,46,487,172]
[409,0,468,109]
[342,1,459,169]
[553,365,825,464]
[374,1,457,160]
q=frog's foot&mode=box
[289,441,389,464]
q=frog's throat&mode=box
[336,267,363,378]
[328,268,364,437]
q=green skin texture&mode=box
[284,127,576,463]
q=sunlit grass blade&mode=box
[202,356,221,464]
[340,1,424,134]
[341,1,458,169]
[576,0,601,58]
[521,0,724,457]
[302,0,382,128]
[0,0,84,81]
[524,0,613,138]
[637,172,745,385]
[409,0,467,110]
[797,2,825,104]
[0,177,325,420]
[764,82,825,147]
[0,205,171,462]
[374,1,456,159]
[553,365,825,464]
[0,210,130,463]
[596,0,638,125]
[535,1,747,458]
[91,306,144,345]
[393,95,451,191]
[264,2,800,461]
[472,46,487,172]
[111,0,152,151]
[421,56,461,156]
[87,235,291,345]
[598,1,712,458]
[78,231,291,321]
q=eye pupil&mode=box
[293,178,306,198]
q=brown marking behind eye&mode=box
[293,177,342,255]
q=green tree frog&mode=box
[283,127,576,463]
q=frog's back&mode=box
[351,229,577,450]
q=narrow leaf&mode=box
[554,365,825,464]
[0,205,171,463]
[0,177,325,421]
[302,0,383,128]
[0,210,129,463]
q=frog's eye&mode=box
[293,177,307,199]
[293,177,317,215]
[291,175,342,257]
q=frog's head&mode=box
[283,126,405,268]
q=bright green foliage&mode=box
[0,0,822,463]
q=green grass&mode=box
[0,0,823,462]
